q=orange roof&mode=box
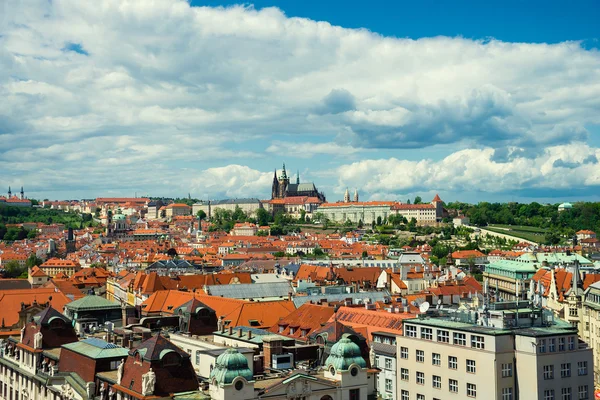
[331,306,414,341]
[451,250,486,259]
[0,289,71,327]
[268,303,335,340]
[40,258,81,268]
[391,203,435,210]
[29,266,49,278]
[432,194,442,202]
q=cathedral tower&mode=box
[353,189,359,202]
[344,188,350,203]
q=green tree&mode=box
[26,254,43,268]
[376,216,382,226]
[362,250,368,258]
[196,210,207,220]
[3,260,26,278]
[357,219,364,228]
[256,208,271,226]
[414,196,422,204]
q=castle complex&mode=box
[271,163,326,202]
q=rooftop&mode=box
[62,338,129,359]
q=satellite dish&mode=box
[419,302,430,313]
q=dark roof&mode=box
[310,320,366,343]
[34,306,72,326]
[0,279,32,290]
[131,334,190,361]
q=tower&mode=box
[8,186,11,198]
[431,194,443,222]
[344,188,350,203]
[66,227,76,254]
[296,169,300,185]
[277,163,289,198]
[271,169,279,199]
[353,189,359,202]
[20,186,24,200]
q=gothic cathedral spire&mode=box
[296,170,300,185]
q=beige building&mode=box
[39,257,81,277]
[230,222,258,236]
[193,198,262,218]
[397,302,593,400]
[391,194,444,225]
[317,201,396,225]
[165,203,191,218]
[581,280,600,384]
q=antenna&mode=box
[419,302,430,313]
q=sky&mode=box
[1,0,599,203]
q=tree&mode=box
[414,196,422,204]
[362,250,368,258]
[26,254,43,268]
[27,230,37,239]
[357,219,364,228]
[376,216,382,226]
[196,210,207,220]
[256,208,271,226]
[3,260,26,278]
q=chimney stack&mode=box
[238,328,243,338]
[228,326,233,335]
[248,331,253,340]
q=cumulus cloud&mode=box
[0,0,599,198]
[333,143,600,197]
[266,141,360,157]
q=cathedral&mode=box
[271,163,326,201]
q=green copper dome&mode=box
[210,348,253,385]
[325,337,367,372]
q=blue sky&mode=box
[0,0,599,203]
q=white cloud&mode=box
[0,0,599,198]
[333,143,600,196]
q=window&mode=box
[578,361,588,376]
[416,350,424,363]
[466,359,476,373]
[449,379,458,393]
[502,363,513,377]
[374,356,379,367]
[349,389,360,400]
[561,387,572,400]
[467,383,476,398]
[432,353,441,366]
[544,389,555,400]
[540,339,546,353]
[448,356,458,369]
[385,379,393,392]
[401,390,409,400]
[437,329,449,343]
[549,338,556,352]
[453,332,466,346]
[433,375,441,389]
[385,358,392,369]
[544,365,554,380]
[561,363,571,378]
[569,336,575,350]
[421,327,433,340]
[400,347,408,359]
[417,395,425,400]
[471,335,485,349]
[401,368,409,381]
[578,385,588,399]
[195,350,200,365]
[502,387,513,400]
[416,371,425,385]
[559,337,565,351]
[406,326,417,337]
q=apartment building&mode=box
[397,302,593,400]
[580,280,600,384]
[372,331,397,400]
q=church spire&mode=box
[353,189,359,202]
[296,170,300,185]
[8,186,11,198]
[344,188,350,203]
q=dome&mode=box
[325,337,367,372]
[559,202,573,209]
[210,348,253,385]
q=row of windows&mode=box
[544,386,589,400]
[539,336,576,353]
[543,362,588,379]
[399,382,482,398]
[404,326,485,349]
[400,349,514,376]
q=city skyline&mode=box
[1,0,599,202]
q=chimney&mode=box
[248,331,253,340]
[238,328,243,338]
[288,292,292,302]
[403,306,408,313]
[229,326,233,335]
[122,335,130,348]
